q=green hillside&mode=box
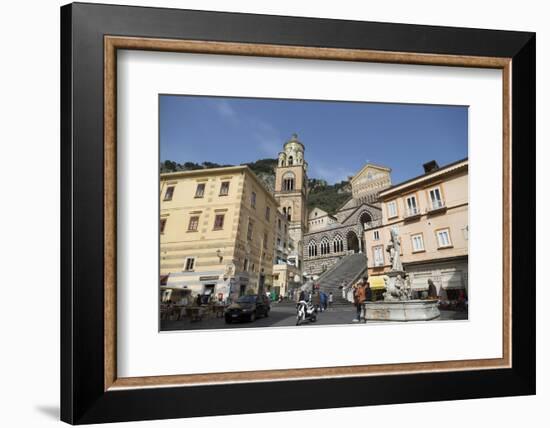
[307,180,352,214]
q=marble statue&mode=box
[384,274,409,301]
[368,227,440,320]
[386,227,403,271]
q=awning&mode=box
[410,274,431,291]
[160,285,190,291]
[442,282,465,290]
[368,275,387,290]
[440,271,465,290]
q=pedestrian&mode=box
[340,280,348,299]
[428,279,438,299]
[299,289,306,302]
[320,291,327,311]
[352,277,368,322]
[312,290,321,312]
[328,292,333,309]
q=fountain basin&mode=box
[364,299,440,321]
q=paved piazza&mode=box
[160,301,468,331]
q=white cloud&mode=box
[211,98,284,158]
[251,120,283,157]
[214,99,238,121]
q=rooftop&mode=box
[379,157,468,198]
[160,165,279,204]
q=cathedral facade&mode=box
[302,164,392,277]
[271,134,392,279]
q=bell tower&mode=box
[274,134,308,247]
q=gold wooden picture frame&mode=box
[104,36,511,391]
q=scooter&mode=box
[296,300,317,325]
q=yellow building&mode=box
[160,165,278,301]
[272,263,301,298]
[364,158,469,299]
[269,207,302,298]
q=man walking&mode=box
[312,290,321,312]
[352,277,368,322]
[328,292,334,309]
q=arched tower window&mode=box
[308,240,318,257]
[282,171,295,191]
[288,156,293,166]
[359,211,373,229]
[333,234,344,253]
[278,152,286,167]
[287,206,292,221]
[282,207,287,216]
[320,237,330,255]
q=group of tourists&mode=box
[296,287,334,311]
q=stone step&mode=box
[317,253,368,304]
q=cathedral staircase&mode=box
[317,253,368,305]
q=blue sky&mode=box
[160,95,468,185]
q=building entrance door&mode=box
[202,284,215,303]
[346,231,360,253]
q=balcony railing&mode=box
[363,219,382,230]
[432,199,445,209]
[427,199,447,213]
[405,207,421,218]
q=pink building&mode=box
[364,158,468,301]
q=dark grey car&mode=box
[224,294,271,323]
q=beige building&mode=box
[364,158,469,299]
[308,207,338,232]
[160,165,279,301]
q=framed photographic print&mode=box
[60,2,536,424]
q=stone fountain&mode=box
[364,227,440,321]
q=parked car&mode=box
[225,294,270,323]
